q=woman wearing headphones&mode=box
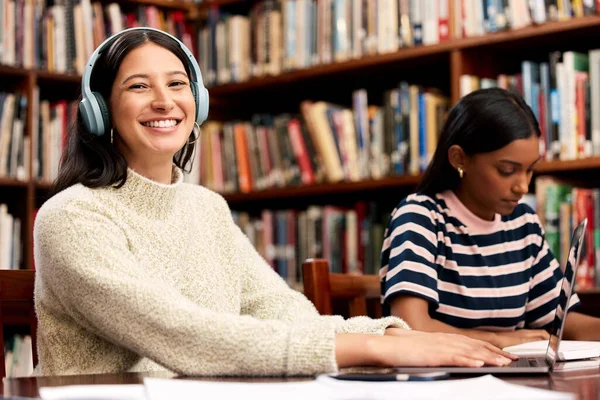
[33,29,512,377]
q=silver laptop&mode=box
[391,218,588,375]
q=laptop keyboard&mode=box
[510,358,540,368]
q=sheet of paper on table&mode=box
[38,373,576,400]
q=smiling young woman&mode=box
[380,88,600,350]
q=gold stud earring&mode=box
[458,167,464,179]
[110,128,114,145]
[187,122,200,145]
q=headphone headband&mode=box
[81,27,203,100]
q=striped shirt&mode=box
[379,190,579,331]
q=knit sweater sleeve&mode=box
[221,198,411,334]
[34,197,338,377]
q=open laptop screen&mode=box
[545,218,587,367]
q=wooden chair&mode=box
[302,258,382,318]
[0,270,37,378]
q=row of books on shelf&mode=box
[0,92,28,181]
[4,334,33,378]
[199,85,449,193]
[232,201,387,287]
[461,49,600,161]
[535,177,600,291]
[0,0,193,74]
[198,0,598,86]
[11,69,599,190]
[2,62,600,189]
[31,93,77,183]
[459,0,600,35]
[0,204,22,270]
[1,0,596,83]
[199,0,450,85]
[0,86,76,182]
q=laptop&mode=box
[390,218,588,375]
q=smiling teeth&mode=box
[143,119,178,128]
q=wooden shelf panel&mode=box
[535,157,600,173]
[0,65,29,78]
[209,42,455,95]
[456,15,600,50]
[35,70,81,84]
[222,175,422,204]
[126,0,196,10]
[0,178,28,188]
[220,157,600,204]
[34,181,53,190]
[577,288,600,295]
[197,0,246,9]
[19,157,600,203]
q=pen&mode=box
[330,372,449,382]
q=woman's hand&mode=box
[336,330,516,369]
[489,329,550,349]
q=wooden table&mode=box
[2,368,600,399]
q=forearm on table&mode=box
[408,317,498,344]
[564,312,600,341]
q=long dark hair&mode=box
[51,30,197,196]
[416,87,541,196]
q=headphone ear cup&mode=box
[79,92,110,136]
[93,92,111,136]
[190,82,208,125]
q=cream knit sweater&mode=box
[33,167,409,376]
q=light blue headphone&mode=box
[79,27,209,137]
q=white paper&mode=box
[553,357,600,372]
[144,378,337,400]
[39,384,146,400]
[142,374,575,400]
[504,340,600,360]
[316,374,574,400]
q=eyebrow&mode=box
[498,156,541,168]
[121,71,188,85]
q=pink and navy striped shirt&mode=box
[379,190,579,331]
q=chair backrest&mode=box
[0,270,37,378]
[302,258,382,318]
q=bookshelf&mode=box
[0,2,600,277]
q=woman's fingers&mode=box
[482,342,519,360]
[439,334,513,366]
[447,355,485,368]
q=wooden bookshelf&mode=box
[1,13,600,273]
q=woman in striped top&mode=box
[380,88,600,349]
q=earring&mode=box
[458,167,464,179]
[187,122,200,145]
[110,128,114,145]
